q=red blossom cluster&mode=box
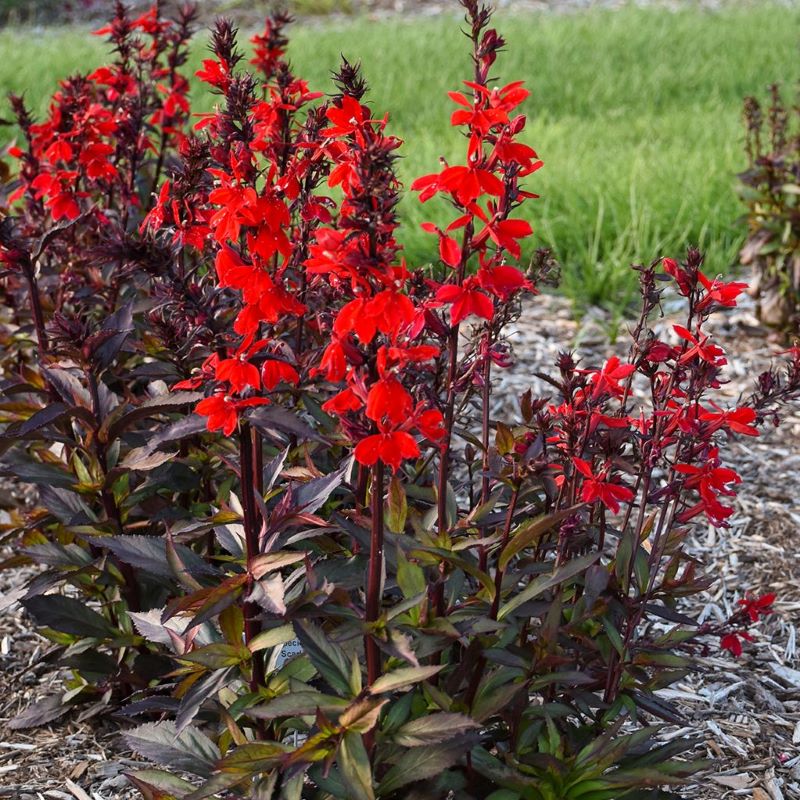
[9,4,194,223]
[719,592,776,656]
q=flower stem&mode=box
[365,461,384,686]
[239,422,265,693]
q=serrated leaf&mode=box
[385,476,407,534]
[93,301,133,368]
[184,772,248,800]
[123,722,220,777]
[294,620,352,696]
[369,665,443,694]
[13,402,70,437]
[120,446,177,471]
[106,392,203,442]
[338,696,387,734]
[179,644,248,670]
[337,730,375,800]
[392,713,479,746]
[175,667,234,735]
[87,534,213,582]
[247,690,348,721]
[217,742,287,773]
[125,770,196,800]
[249,550,306,578]
[497,551,600,620]
[248,405,325,443]
[146,415,208,453]
[498,506,582,571]
[247,623,295,653]
[8,693,71,729]
[22,595,116,639]
[248,572,286,615]
[293,465,346,514]
[378,738,469,795]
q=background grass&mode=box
[1,3,798,313]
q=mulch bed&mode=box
[1,289,798,798]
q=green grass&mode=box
[1,3,798,312]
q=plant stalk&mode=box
[365,461,384,687]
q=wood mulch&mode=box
[0,289,798,798]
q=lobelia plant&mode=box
[739,81,800,330]
[1,2,799,799]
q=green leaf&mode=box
[498,506,582,572]
[378,739,468,795]
[369,664,443,694]
[338,696,387,734]
[247,690,348,720]
[179,644,249,670]
[337,731,375,800]
[247,623,296,653]
[217,742,287,773]
[385,476,407,534]
[396,544,426,599]
[294,621,352,696]
[392,713,479,746]
[249,550,306,578]
[497,552,600,620]
[184,772,248,800]
[495,423,515,456]
[123,722,220,778]
[22,595,116,639]
[125,770,196,800]
[105,392,203,442]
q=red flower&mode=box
[365,375,414,425]
[354,429,420,472]
[216,337,268,393]
[472,213,533,259]
[420,222,462,268]
[573,458,634,514]
[196,394,269,437]
[436,278,494,325]
[322,386,363,416]
[323,96,369,138]
[662,257,692,296]
[699,404,758,437]
[738,593,775,622]
[196,58,231,91]
[720,631,753,658]
[675,449,740,525]
[587,356,635,400]
[412,164,503,205]
[477,264,532,301]
[674,325,726,367]
[696,272,748,312]
[261,360,300,391]
[415,408,445,441]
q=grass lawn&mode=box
[1,3,798,313]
